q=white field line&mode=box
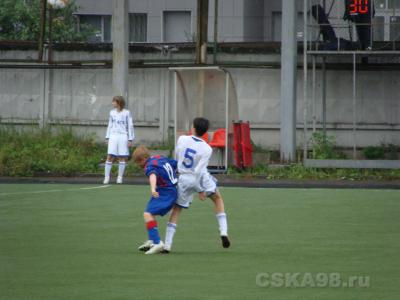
[0,185,111,197]
[218,187,399,192]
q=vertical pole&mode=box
[38,0,47,62]
[213,0,219,64]
[48,5,53,64]
[160,69,166,142]
[225,72,229,170]
[370,0,374,50]
[352,53,357,158]
[173,71,178,155]
[322,56,327,141]
[162,70,171,144]
[112,0,129,102]
[303,0,308,161]
[196,0,209,64]
[312,55,316,134]
[39,69,46,128]
[280,0,298,162]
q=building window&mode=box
[375,0,400,9]
[163,11,192,43]
[129,13,147,42]
[375,0,400,41]
[373,16,385,41]
[79,15,112,42]
[390,16,400,39]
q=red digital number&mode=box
[349,0,369,14]
[349,0,358,13]
[358,0,369,14]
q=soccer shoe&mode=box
[103,176,110,184]
[161,245,171,254]
[116,176,123,184]
[221,236,231,248]
[138,240,153,252]
[145,241,165,255]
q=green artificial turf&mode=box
[1,184,399,300]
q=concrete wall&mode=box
[0,49,399,150]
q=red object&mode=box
[187,129,209,143]
[146,220,158,230]
[349,0,369,14]
[209,128,226,148]
[233,121,253,169]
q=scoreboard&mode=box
[348,0,370,14]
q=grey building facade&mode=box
[75,0,400,43]
[75,0,290,43]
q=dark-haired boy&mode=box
[163,117,230,253]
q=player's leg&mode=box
[209,190,230,248]
[117,157,126,184]
[116,135,129,184]
[138,212,157,251]
[163,205,182,252]
[140,212,165,255]
[141,189,177,255]
[140,211,165,255]
[202,173,230,248]
[104,136,118,184]
[164,176,194,252]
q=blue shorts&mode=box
[145,187,177,216]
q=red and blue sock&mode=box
[146,220,160,244]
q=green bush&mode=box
[363,146,385,160]
[0,127,107,177]
[228,163,400,181]
[310,132,346,159]
[386,144,398,160]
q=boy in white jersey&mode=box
[163,117,230,252]
[103,96,135,184]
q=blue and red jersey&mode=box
[144,156,178,189]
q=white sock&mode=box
[164,222,177,250]
[105,161,112,178]
[118,161,126,178]
[216,213,228,236]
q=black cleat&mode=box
[221,236,231,248]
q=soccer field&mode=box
[1,184,399,300]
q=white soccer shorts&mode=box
[176,173,218,208]
[107,134,129,157]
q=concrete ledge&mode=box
[305,159,400,169]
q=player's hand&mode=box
[151,190,159,198]
[199,191,206,201]
[128,141,132,147]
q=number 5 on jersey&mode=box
[182,148,197,168]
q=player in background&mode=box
[164,117,230,253]
[103,96,134,184]
[133,145,178,255]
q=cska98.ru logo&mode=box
[349,0,369,14]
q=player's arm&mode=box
[127,111,135,147]
[149,173,159,198]
[105,112,112,141]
